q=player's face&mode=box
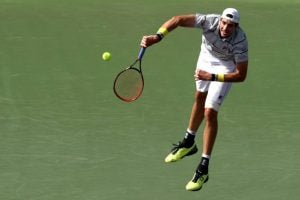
[219,18,237,38]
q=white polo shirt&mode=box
[195,13,248,64]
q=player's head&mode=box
[219,8,240,38]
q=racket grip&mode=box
[138,47,146,60]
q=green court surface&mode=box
[0,0,299,199]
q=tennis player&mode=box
[140,8,248,191]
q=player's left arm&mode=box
[223,61,248,82]
[194,61,248,82]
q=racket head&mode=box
[113,67,144,102]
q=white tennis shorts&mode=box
[195,47,236,111]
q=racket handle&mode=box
[138,47,146,60]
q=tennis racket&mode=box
[113,47,146,102]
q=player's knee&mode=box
[204,108,218,121]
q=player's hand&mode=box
[194,69,211,81]
[140,35,160,47]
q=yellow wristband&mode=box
[217,74,225,82]
[157,27,169,37]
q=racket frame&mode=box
[113,48,146,102]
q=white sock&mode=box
[202,153,211,159]
[186,128,196,135]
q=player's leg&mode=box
[185,108,217,191]
[186,81,232,191]
[202,108,218,156]
[187,91,207,133]
[164,86,208,163]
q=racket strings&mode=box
[114,69,144,102]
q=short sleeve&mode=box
[195,14,206,28]
[234,38,248,63]
[195,14,220,30]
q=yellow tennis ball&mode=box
[102,52,111,61]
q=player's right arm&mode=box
[140,14,196,48]
[159,14,197,31]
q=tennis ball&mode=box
[102,52,111,61]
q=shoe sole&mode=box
[188,176,209,192]
[165,145,198,163]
